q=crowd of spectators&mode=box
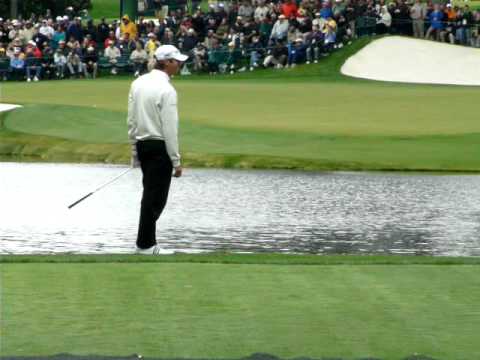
[1,0,480,81]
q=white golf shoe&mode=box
[135,245,175,255]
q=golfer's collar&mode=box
[152,69,171,81]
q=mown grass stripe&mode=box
[1,254,479,265]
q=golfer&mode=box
[127,44,188,255]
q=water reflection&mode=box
[1,162,479,256]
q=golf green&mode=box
[1,38,480,171]
[1,255,480,359]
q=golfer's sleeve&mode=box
[127,87,137,144]
[160,90,181,168]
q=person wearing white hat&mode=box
[270,14,289,44]
[128,44,188,255]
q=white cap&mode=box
[154,45,188,62]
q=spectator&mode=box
[248,34,264,70]
[9,20,22,41]
[238,0,255,19]
[39,19,54,39]
[24,41,42,82]
[10,48,25,80]
[82,33,97,50]
[31,24,49,50]
[426,4,445,41]
[255,0,271,22]
[97,18,110,46]
[130,41,148,77]
[145,32,158,57]
[323,18,338,53]
[216,17,230,40]
[83,46,98,79]
[41,45,55,80]
[104,31,117,49]
[84,19,98,43]
[270,14,289,44]
[19,20,35,44]
[66,49,85,78]
[320,2,334,20]
[282,0,298,19]
[104,40,121,75]
[288,38,307,67]
[263,40,288,69]
[376,6,392,34]
[54,48,67,78]
[226,41,241,74]
[67,17,84,43]
[192,43,207,72]
[120,15,138,39]
[52,25,67,49]
[118,34,135,55]
[472,11,480,47]
[207,39,223,74]
[306,25,325,64]
[179,28,198,57]
[161,27,176,45]
[258,15,273,44]
[410,0,426,38]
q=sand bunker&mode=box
[0,104,22,113]
[341,36,480,86]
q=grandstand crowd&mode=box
[1,0,480,81]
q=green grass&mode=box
[1,257,479,359]
[90,0,120,20]
[453,0,480,9]
[1,37,480,171]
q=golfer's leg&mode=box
[136,142,173,249]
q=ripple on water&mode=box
[1,163,480,255]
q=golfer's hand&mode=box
[131,156,140,168]
[173,166,182,178]
[130,145,140,168]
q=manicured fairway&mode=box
[1,256,479,359]
[1,38,479,171]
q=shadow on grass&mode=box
[0,352,440,360]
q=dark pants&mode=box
[136,140,173,249]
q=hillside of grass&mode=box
[90,0,119,20]
[2,37,480,171]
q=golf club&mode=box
[68,167,132,209]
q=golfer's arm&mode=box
[127,88,137,145]
[160,91,181,168]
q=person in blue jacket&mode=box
[425,4,446,41]
[288,38,307,67]
[9,48,25,80]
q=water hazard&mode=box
[1,162,479,256]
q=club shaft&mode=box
[68,168,132,209]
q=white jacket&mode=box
[127,70,181,167]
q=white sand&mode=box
[0,104,22,113]
[341,36,480,86]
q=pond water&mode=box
[1,162,479,256]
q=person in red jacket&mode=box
[281,0,298,19]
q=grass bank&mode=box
[2,38,480,171]
[90,0,120,20]
[1,255,479,359]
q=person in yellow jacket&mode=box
[120,14,138,40]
